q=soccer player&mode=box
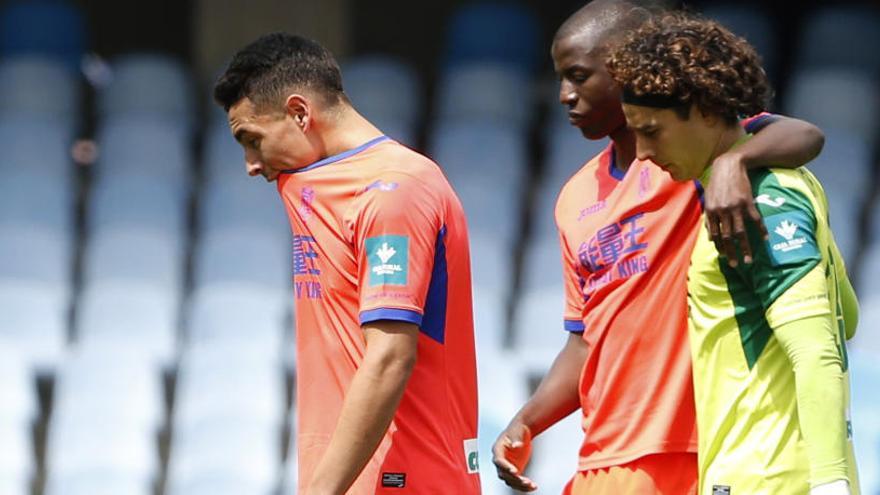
[607,12,860,495]
[492,1,827,494]
[213,33,481,494]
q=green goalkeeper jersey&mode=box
[687,159,859,495]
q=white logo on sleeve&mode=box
[774,220,798,241]
[756,194,786,208]
[376,242,396,264]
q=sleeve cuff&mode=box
[360,308,423,326]
[743,113,779,134]
[564,319,585,333]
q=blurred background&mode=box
[0,0,878,494]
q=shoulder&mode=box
[749,168,820,218]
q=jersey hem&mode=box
[576,441,698,471]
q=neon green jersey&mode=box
[687,164,859,495]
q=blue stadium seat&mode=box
[186,284,287,353]
[0,420,33,495]
[0,170,73,236]
[0,281,68,374]
[342,55,421,133]
[198,175,289,237]
[98,54,195,130]
[0,0,86,70]
[96,116,192,182]
[166,416,280,493]
[435,63,532,128]
[75,283,179,368]
[81,228,184,293]
[44,469,152,495]
[0,58,80,127]
[443,2,541,75]
[88,175,187,239]
[203,121,245,180]
[797,5,880,75]
[785,69,880,145]
[173,346,285,432]
[512,285,569,374]
[860,248,880,301]
[429,121,528,243]
[192,228,290,292]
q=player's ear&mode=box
[285,94,311,132]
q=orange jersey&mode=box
[277,136,481,494]
[556,144,701,470]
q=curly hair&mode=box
[214,32,346,112]
[605,12,771,123]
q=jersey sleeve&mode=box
[739,112,780,134]
[739,171,827,328]
[351,173,443,328]
[559,229,586,333]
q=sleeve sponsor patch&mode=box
[764,210,819,266]
[366,235,409,286]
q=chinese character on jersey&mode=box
[293,235,320,276]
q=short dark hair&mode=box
[213,32,346,111]
[605,12,771,124]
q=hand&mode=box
[492,422,537,492]
[705,151,769,267]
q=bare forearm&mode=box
[513,334,586,436]
[309,352,414,494]
[740,118,824,169]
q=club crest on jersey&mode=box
[298,186,316,219]
[765,211,819,265]
[366,235,409,286]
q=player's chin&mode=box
[577,125,611,141]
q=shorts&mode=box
[563,453,697,495]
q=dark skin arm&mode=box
[706,116,825,266]
[492,333,587,492]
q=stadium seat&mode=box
[81,228,184,293]
[519,238,564,291]
[203,120,245,180]
[75,282,178,368]
[512,285,569,373]
[429,121,529,242]
[342,55,421,131]
[0,420,33,492]
[785,70,880,145]
[186,283,287,352]
[166,416,280,491]
[702,4,778,80]
[96,115,192,181]
[98,53,195,129]
[442,2,541,75]
[193,228,291,292]
[51,345,165,433]
[434,63,533,128]
[0,169,73,236]
[44,469,152,495]
[0,281,68,373]
[0,346,38,426]
[0,57,80,126]
[167,473,276,495]
[860,250,880,301]
[45,419,157,483]
[472,287,507,354]
[796,4,880,75]
[198,174,289,236]
[469,233,515,296]
[88,174,187,238]
[0,0,87,70]
[173,345,285,430]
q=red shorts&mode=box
[563,453,697,495]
